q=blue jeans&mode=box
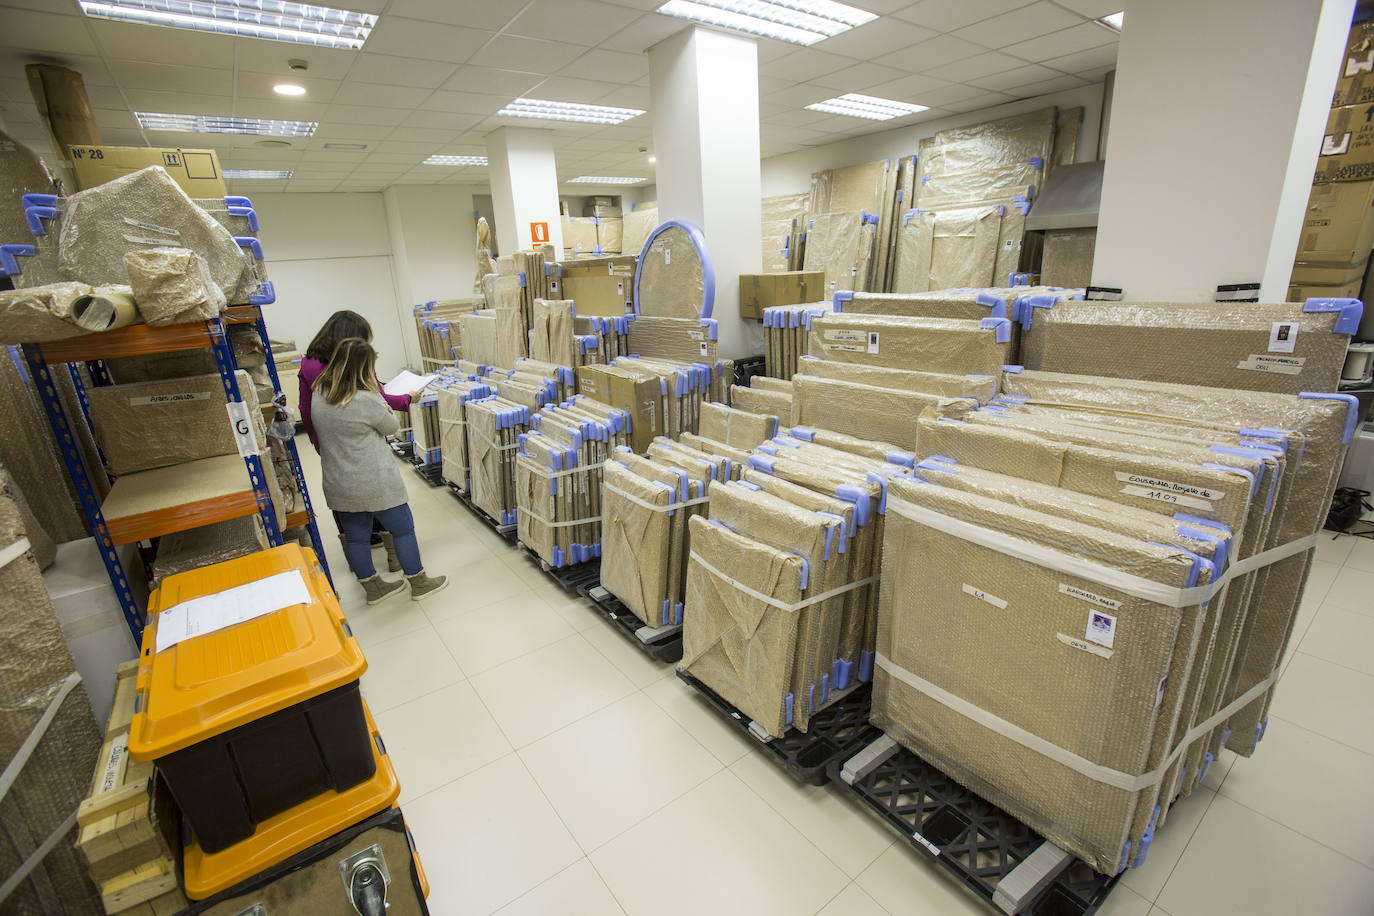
[337,504,423,579]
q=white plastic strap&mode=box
[0,671,82,803]
[468,427,520,452]
[886,497,1317,609]
[516,458,605,480]
[0,537,31,570]
[602,481,711,513]
[876,652,1277,793]
[517,506,602,528]
[689,551,874,613]
[438,417,466,427]
[0,809,78,906]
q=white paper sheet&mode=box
[154,569,312,653]
[383,370,438,396]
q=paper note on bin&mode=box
[383,370,438,396]
[154,569,312,653]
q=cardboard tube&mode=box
[72,287,139,332]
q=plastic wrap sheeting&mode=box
[808,160,889,215]
[0,486,103,915]
[916,107,1056,208]
[761,193,808,273]
[466,397,528,527]
[458,311,498,368]
[893,203,1027,293]
[85,370,264,476]
[728,385,791,427]
[0,129,57,252]
[599,460,674,624]
[873,478,1201,873]
[124,246,227,326]
[802,210,876,296]
[529,298,576,367]
[0,281,95,343]
[698,401,776,448]
[622,208,658,259]
[1040,228,1096,289]
[597,218,623,254]
[437,380,490,492]
[796,357,997,401]
[1020,299,1356,395]
[625,316,717,363]
[151,515,266,585]
[808,313,1011,376]
[1051,107,1085,173]
[57,166,249,301]
[790,375,974,449]
[637,224,708,319]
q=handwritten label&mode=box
[1059,583,1121,611]
[225,401,257,458]
[1120,484,1215,510]
[961,583,1007,609]
[130,391,212,406]
[98,733,128,794]
[1057,633,1113,659]
[1237,354,1304,375]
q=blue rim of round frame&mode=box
[632,218,716,319]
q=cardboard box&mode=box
[1332,20,1374,107]
[561,274,633,317]
[575,364,662,453]
[1294,179,1374,264]
[68,146,226,197]
[560,215,599,254]
[738,271,826,319]
[597,217,623,253]
[560,255,636,277]
[584,204,622,218]
[1313,104,1374,184]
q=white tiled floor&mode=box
[299,445,1374,915]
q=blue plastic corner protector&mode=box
[1302,297,1363,334]
[974,292,1008,318]
[980,317,1012,343]
[1298,392,1360,443]
[0,244,35,277]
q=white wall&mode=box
[760,82,1107,198]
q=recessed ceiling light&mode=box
[273,83,307,96]
[569,176,644,184]
[78,0,377,50]
[255,139,293,148]
[648,155,657,163]
[323,142,368,149]
[136,111,317,136]
[497,98,644,125]
[1096,11,1124,31]
[805,93,929,120]
[223,169,292,179]
[423,155,488,165]
[655,0,876,46]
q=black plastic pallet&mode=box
[575,580,684,663]
[832,734,1118,915]
[388,437,415,460]
[675,669,880,786]
[409,457,443,486]
[447,484,516,542]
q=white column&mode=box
[485,126,564,258]
[648,26,763,358]
[1093,0,1355,301]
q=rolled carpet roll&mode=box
[71,285,139,332]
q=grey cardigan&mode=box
[311,390,408,513]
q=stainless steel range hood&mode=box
[1025,160,1104,231]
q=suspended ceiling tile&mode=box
[118,87,229,112]
[106,60,234,97]
[300,149,371,162]
[421,89,510,115]
[597,14,687,55]
[312,121,392,139]
[236,70,340,104]
[969,62,1061,92]
[558,48,649,84]
[400,109,485,130]
[533,75,625,105]
[333,81,432,108]
[762,48,854,83]
[326,103,410,125]
[1053,0,1125,18]
[468,34,587,73]
[374,139,445,154]
[347,52,459,89]
[363,18,494,64]
[939,90,1017,112]
[385,0,520,30]
[235,40,359,81]
[91,107,138,130]
[865,71,953,104]
[443,65,545,97]
[232,97,328,120]
[809,58,910,89]
[1011,73,1091,98]
[909,80,999,107]
[876,34,986,71]
[921,50,1023,82]
[89,19,236,70]
[387,126,462,143]
[765,82,841,108]
[813,18,938,60]
[894,0,1037,34]
[595,84,650,109]
[952,2,1084,49]
[1042,43,1118,74]
[0,76,28,102]
[506,0,641,47]
[1000,21,1115,62]
[0,9,100,55]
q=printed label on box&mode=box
[961,583,1007,609]
[824,329,867,343]
[130,391,213,406]
[1059,583,1121,611]
[1237,354,1305,375]
[1268,321,1299,353]
[1084,610,1117,648]
[867,331,880,354]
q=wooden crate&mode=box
[100,857,181,913]
[77,661,179,898]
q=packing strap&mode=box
[886,497,1317,609]
[438,417,466,427]
[602,481,711,513]
[689,552,874,613]
[467,426,520,452]
[516,457,605,480]
[517,506,601,528]
[876,652,1277,793]
[0,536,31,570]
[0,810,77,906]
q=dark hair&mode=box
[315,338,377,406]
[306,310,373,362]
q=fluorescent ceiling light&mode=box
[805,93,928,121]
[656,0,876,46]
[78,0,376,50]
[497,98,644,125]
[423,155,488,166]
[1097,10,1123,31]
[136,112,318,136]
[223,169,292,179]
[569,176,643,184]
[273,83,307,96]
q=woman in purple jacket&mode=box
[299,311,415,571]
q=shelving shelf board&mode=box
[100,455,269,546]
